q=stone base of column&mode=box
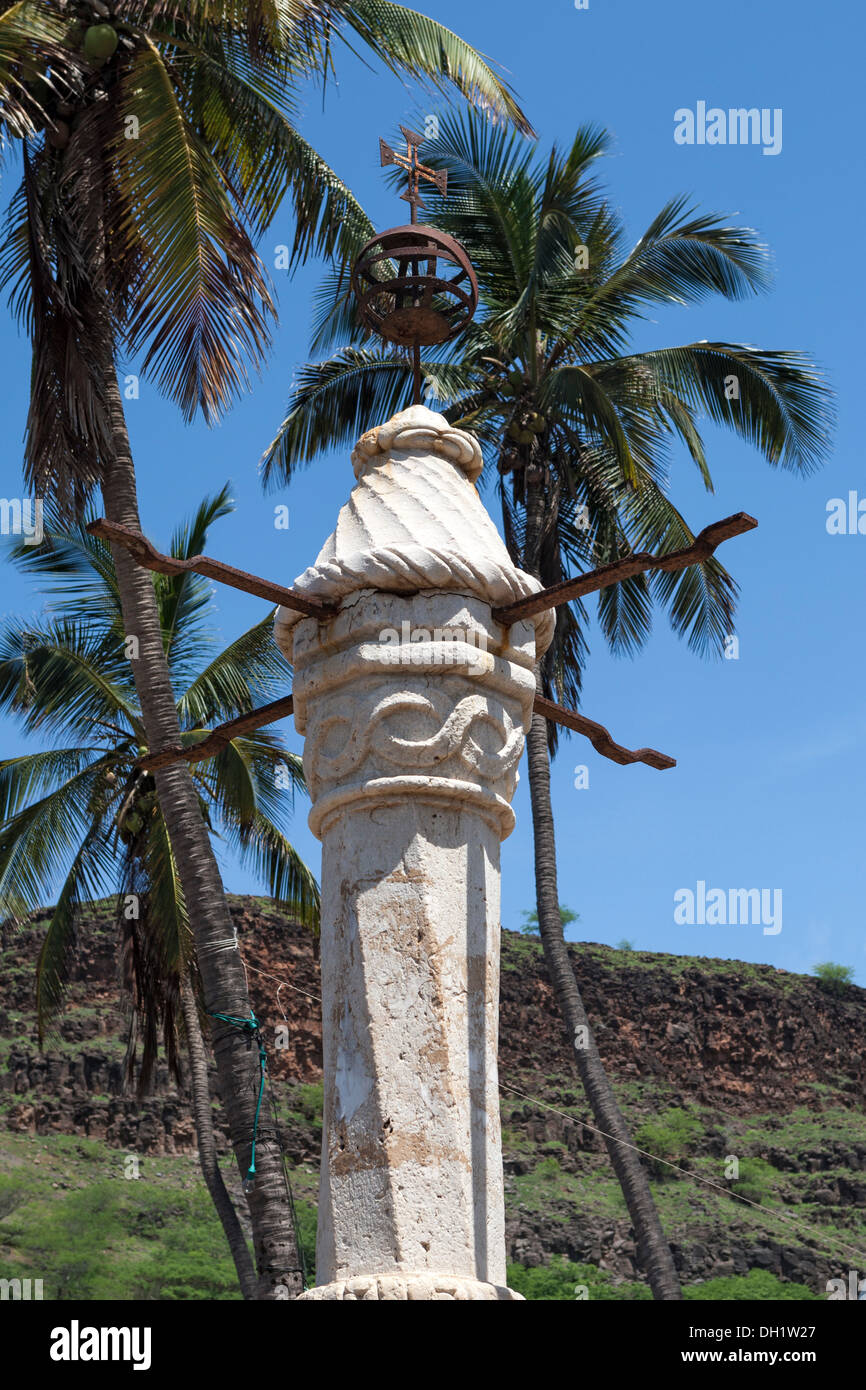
[299,1274,524,1301]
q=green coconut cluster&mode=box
[116,776,158,846]
[498,370,547,445]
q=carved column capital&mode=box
[292,593,537,841]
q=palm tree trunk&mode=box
[180,968,258,1299]
[521,468,682,1300]
[97,358,303,1299]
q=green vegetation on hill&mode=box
[2,905,863,1300]
[507,1258,820,1301]
[508,1256,651,1301]
[0,1131,321,1300]
[634,1107,704,1179]
[0,1124,826,1302]
[0,1134,242,1300]
[814,962,855,995]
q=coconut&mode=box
[83,24,119,64]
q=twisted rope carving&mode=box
[280,547,556,654]
[291,544,535,605]
[351,413,483,481]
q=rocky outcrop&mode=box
[2,899,864,1291]
[498,945,865,1109]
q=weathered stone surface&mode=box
[281,408,550,1299]
[293,591,536,840]
[300,1274,523,1300]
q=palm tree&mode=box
[0,2,530,1296]
[260,109,833,1298]
[0,485,318,1299]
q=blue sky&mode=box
[1,0,863,981]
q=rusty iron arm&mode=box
[140,696,296,772]
[86,519,337,620]
[492,512,758,626]
[89,507,695,774]
[140,693,672,773]
[534,695,675,771]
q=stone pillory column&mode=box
[275,405,554,1301]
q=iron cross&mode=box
[379,125,448,224]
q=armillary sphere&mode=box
[351,224,478,348]
[351,126,479,401]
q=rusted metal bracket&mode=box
[492,512,758,626]
[141,692,672,774]
[140,696,296,773]
[87,519,337,620]
[94,505,730,776]
[534,695,675,771]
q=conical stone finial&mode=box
[274,405,554,663]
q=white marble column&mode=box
[275,408,553,1301]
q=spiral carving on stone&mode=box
[286,543,542,608]
[275,406,555,659]
[306,685,525,803]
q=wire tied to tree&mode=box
[198,934,241,957]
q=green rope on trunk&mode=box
[209,1006,308,1288]
[210,1010,266,1193]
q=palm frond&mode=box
[9,149,111,515]
[631,342,833,475]
[170,32,375,256]
[179,612,292,725]
[235,811,319,926]
[94,39,276,422]
[0,755,117,921]
[133,809,191,1077]
[0,747,105,821]
[261,346,416,486]
[0,1,76,140]
[308,260,367,355]
[158,483,235,673]
[0,617,141,741]
[6,513,124,623]
[197,733,316,923]
[583,197,772,323]
[35,822,117,1043]
[546,364,638,486]
[619,482,738,656]
[336,1,532,133]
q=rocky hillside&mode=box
[1,897,864,1298]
